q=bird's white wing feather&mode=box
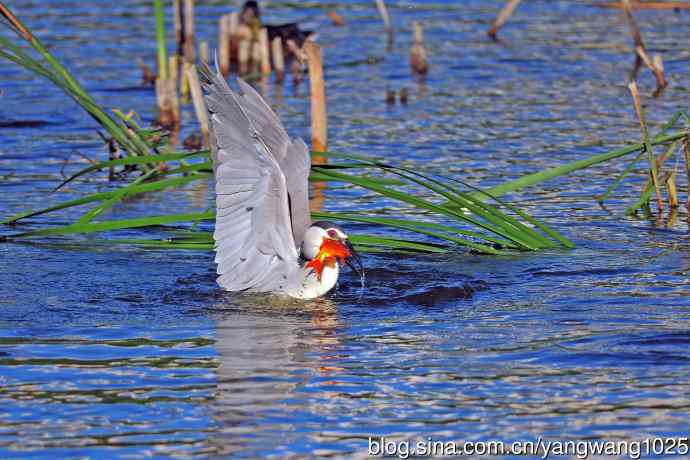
[200,67,304,292]
[233,80,312,246]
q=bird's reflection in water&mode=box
[209,294,343,456]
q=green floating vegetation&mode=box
[1,148,572,254]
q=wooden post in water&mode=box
[272,37,285,83]
[186,65,210,149]
[304,41,327,156]
[488,0,521,40]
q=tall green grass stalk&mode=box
[154,0,168,80]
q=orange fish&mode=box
[305,238,351,280]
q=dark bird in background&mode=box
[240,1,315,48]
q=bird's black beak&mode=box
[343,239,364,278]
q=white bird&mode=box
[199,66,362,299]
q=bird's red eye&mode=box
[327,229,338,238]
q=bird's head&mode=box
[302,221,363,281]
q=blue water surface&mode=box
[2,0,690,458]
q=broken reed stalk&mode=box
[181,60,191,104]
[218,14,230,76]
[488,0,521,40]
[684,139,690,214]
[328,11,345,26]
[287,39,305,84]
[182,0,195,63]
[173,0,183,56]
[199,40,208,65]
[628,81,663,213]
[169,55,178,86]
[238,38,250,76]
[228,12,239,63]
[621,0,667,90]
[271,37,285,83]
[153,0,178,130]
[186,65,209,148]
[169,55,184,115]
[259,28,271,76]
[410,22,429,76]
[137,57,156,86]
[374,0,393,49]
[665,172,678,208]
[251,39,261,75]
[304,41,327,157]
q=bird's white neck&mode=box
[286,263,340,300]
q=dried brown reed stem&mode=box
[385,87,395,105]
[186,65,209,148]
[259,29,271,76]
[238,39,251,77]
[181,60,191,104]
[410,22,429,76]
[199,40,209,65]
[173,0,183,56]
[665,172,678,208]
[628,81,663,213]
[399,87,409,104]
[137,58,156,86]
[271,37,285,83]
[328,11,345,26]
[304,41,327,156]
[218,14,231,76]
[622,0,667,91]
[684,139,690,214]
[169,55,179,87]
[182,0,195,62]
[488,0,521,40]
[0,3,31,41]
[286,39,305,84]
[374,0,394,49]
[251,39,261,74]
[155,78,178,129]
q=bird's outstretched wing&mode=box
[199,66,309,292]
[232,79,311,246]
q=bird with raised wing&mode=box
[199,66,362,299]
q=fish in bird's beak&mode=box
[306,236,364,281]
[342,239,364,279]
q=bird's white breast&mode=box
[286,263,340,300]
